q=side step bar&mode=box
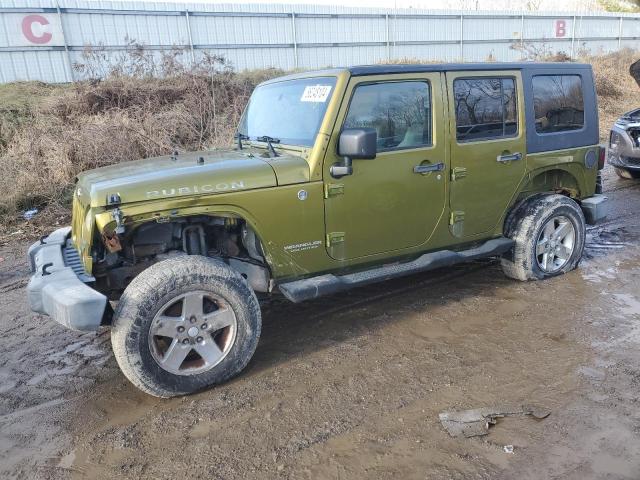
[278,237,514,303]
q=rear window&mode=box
[453,77,517,142]
[532,75,584,134]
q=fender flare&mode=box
[519,166,583,198]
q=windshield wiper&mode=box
[256,135,281,157]
[234,132,250,150]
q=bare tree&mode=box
[599,0,640,12]
[525,0,544,10]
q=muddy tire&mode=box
[614,167,640,180]
[501,194,586,281]
[111,255,261,398]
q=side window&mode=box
[532,75,584,134]
[343,81,432,152]
[454,77,517,142]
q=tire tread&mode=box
[501,194,586,282]
[111,255,261,398]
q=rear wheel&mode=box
[501,194,586,281]
[614,166,640,180]
[111,255,261,398]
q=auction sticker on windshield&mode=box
[301,85,332,102]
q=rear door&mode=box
[323,73,447,261]
[446,70,526,238]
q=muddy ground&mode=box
[1,166,639,480]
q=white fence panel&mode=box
[0,1,638,83]
[464,15,522,42]
[393,16,460,43]
[190,14,292,47]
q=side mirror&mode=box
[338,128,377,159]
[331,128,377,178]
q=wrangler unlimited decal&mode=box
[146,181,246,199]
[284,240,322,253]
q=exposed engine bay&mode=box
[92,216,271,299]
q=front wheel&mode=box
[111,255,261,398]
[501,194,586,281]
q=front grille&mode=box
[71,188,94,273]
[63,240,93,282]
[71,192,87,246]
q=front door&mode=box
[446,71,526,238]
[324,73,447,261]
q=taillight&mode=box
[598,146,606,170]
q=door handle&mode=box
[497,152,523,163]
[413,162,444,174]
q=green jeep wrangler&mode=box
[28,63,607,397]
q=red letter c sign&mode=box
[22,14,52,44]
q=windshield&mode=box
[238,77,337,147]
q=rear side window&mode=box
[343,81,432,152]
[532,75,584,134]
[453,77,517,142]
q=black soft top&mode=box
[259,62,598,153]
[349,62,593,76]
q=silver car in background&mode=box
[609,108,640,179]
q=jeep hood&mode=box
[76,148,310,208]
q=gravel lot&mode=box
[1,166,639,480]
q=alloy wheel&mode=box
[148,291,237,375]
[535,215,576,273]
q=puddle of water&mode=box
[581,265,619,284]
[613,293,640,316]
[78,342,108,358]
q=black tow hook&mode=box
[41,262,54,276]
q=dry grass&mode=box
[0,47,637,235]
[0,53,282,229]
[586,49,640,140]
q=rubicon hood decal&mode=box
[146,181,246,199]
